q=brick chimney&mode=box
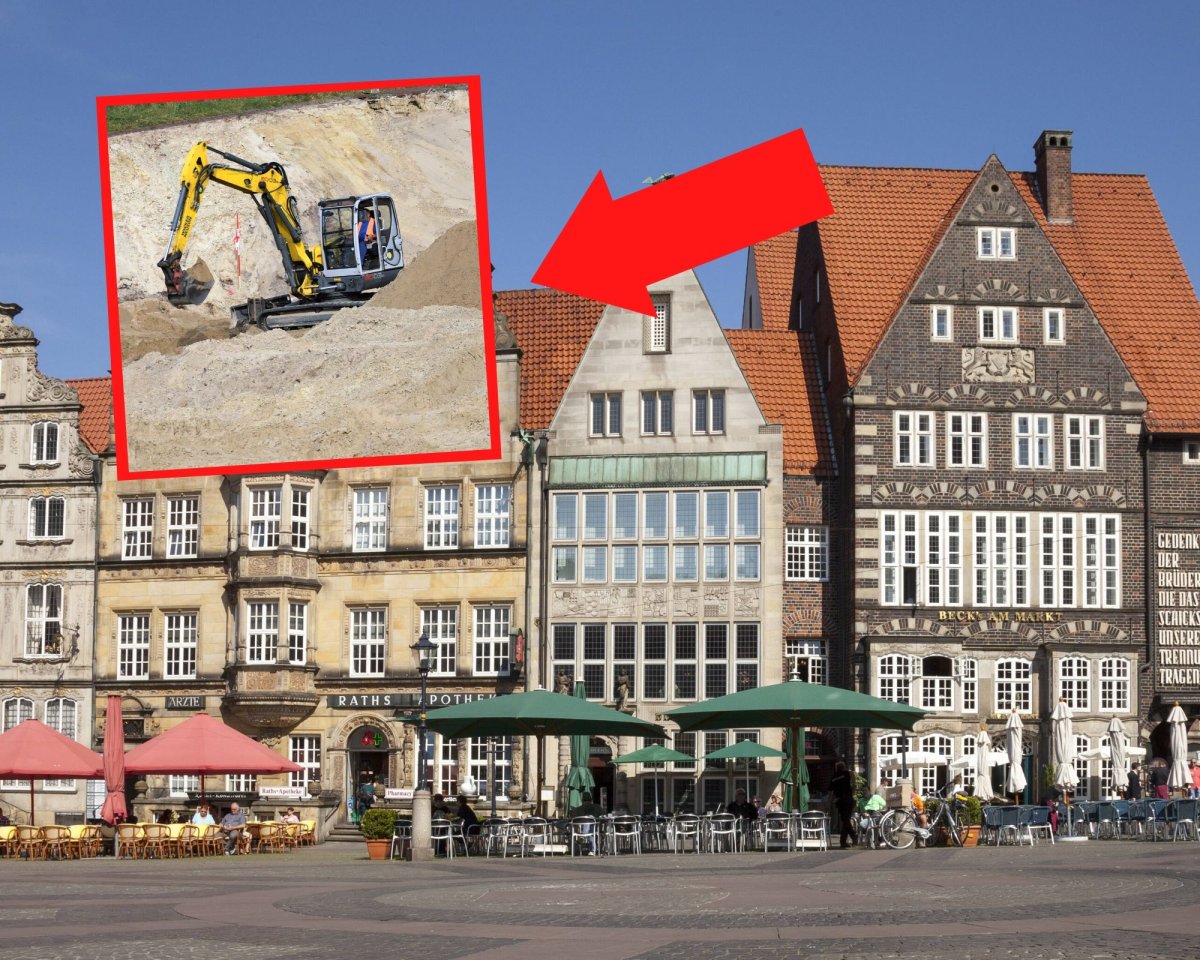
[1033,130,1073,223]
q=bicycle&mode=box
[879,780,968,850]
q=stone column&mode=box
[408,789,433,862]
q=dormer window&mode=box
[977,227,1016,260]
[644,296,670,353]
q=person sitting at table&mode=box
[219,802,247,855]
[191,803,215,827]
[456,794,480,849]
[281,807,300,824]
[431,794,452,818]
[568,791,604,854]
[727,788,758,820]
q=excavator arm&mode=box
[157,142,325,305]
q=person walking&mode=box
[1126,763,1142,800]
[1150,759,1170,800]
[830,761,857,849]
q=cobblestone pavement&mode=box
[1,841,1199,959]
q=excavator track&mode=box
[232,296,368,332]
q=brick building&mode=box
[743,130,1198,798]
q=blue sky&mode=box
[1,1,1196,380]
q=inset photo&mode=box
[99,77,497,479]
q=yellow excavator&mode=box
[157,142,404,329]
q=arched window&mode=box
[2,697,34,788]
[878,654,912,703]
[918,734,953,794]
[1059,656,1090,711]
[877,733,913,785]
[995,658,1031,713]
[31,422,59,463]
[28,496,65,540]
[1099,658,1130,712]
[919,655,954,710]
[44,699,77,790]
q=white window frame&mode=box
[877,654,912,704]
[167,495,199,558]
[353,487,389,552]
[641,390,674,436]
[931,304,953,341]
[43,698,78,790]
[589,392,622,437]
[1099,657,1130,712]
[786,638,827,684]
[289,735,320,791]
[1013,414,1053,469]
[692,389,726,435]
[2,698,34,788]
[978,306,1018,343]
[473,605,511,677]
[977,226,1016,260]
[164,611,198,679]
[894,411,934,467]
[1044,307,1065,344]
[28,495,65,540]
[121,498,154,560]
[290,487,310,552]
[785,525,828,581]
[287,601,308,665]
[25,583,65,658]
[1066,415,1104,470]
[31,422,59,463]
[117,612,150,679]
[248,487,281,551]
[995,657,1032,714]
[646,297,671,353]
[474,484,511,548]
[424,485,460,549]
[350,607,388,678]
[946,412,987,468]
[1184,442,1200,464]
[961,657,978,713]
[246,601,279,665]
[1059,656,1091,711]
[421,607,458,677]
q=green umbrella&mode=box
[612,744,695,816]
[424,688,665,815]
[779,729,810,813]
[566,681,596,812]
[702,741,787,761]
[668,678,925,818]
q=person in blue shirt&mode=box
[191,802,215,826]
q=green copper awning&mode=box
[547,453,767,489]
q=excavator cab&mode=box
[318,195,404,294]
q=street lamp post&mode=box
[408,631,436,861]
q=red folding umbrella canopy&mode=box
[0,719,104,823]
[99,695,127,825]
[122,712,302,778]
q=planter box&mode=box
[365,839,392,860]
[960,825,981,847]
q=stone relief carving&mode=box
[25,362,76,403]
[703,588,728,618]
[733,587,761,616]
[673,588,700,618]
[67,442,95,478]
[962,347,1034,384]
[553,587,636,618]
[642,588,667,618]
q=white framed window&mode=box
[961,657,978,713]
[122,498,154,560]
[646,296,671,353]
[613,623,637,701]
[167,496,199,558]
[786,638,827,684]
[613,493,638,540]
[641,390,674,435]
[249,487,281,550]
[734,543,759,580]
[673,623,698,700]
[876,733,913,785]
[169,775,199,798]
[1059,656,1090,711]
[290,487,310,551]
[31,422,59,463]
[582,545,607,582]
[28,496,65,540]
[473,605,510,676]
[978,306,1018,342]
[246,601,279,664]
[467,737,512,800]
[919,655,954,711]
[734,623,759,691]
[1073,734,1092,799]
[704,623,729,699]
[117,612,150,678]
[43,698,78,790]
[287,602,307,664]
[1184,441,1200,464]
[931,304,953,341]
[643,544,668,581]
[289,735,320,791]
[995,658,1032,713]
[642,624,667,699]
[673,544,697,581]
[786,525,828,581]
[735,490,760,538]
[1,697,34,789]
[919,734,954,794]
[612,544,638,582]
[878,654,912,704]
[552,546,577,583]
[1013,414,1053,468]
[1066,416,1104,470]
[946,413,986,468]
[692,389,726,435]
[353,487,389,552]
[644,492,669,539]
[1044,307,1064,344]
[590,392,622,437]
[881,511,919,606]
[1040,513,1077,607]
[25,583,64,658]
[581,623,606,700]
[582,493,608,540]
[421,607,457,676]
[1083,515,1121,608]
[350,607,387,677]
[704,543,729,580]
[424,485,460,549]
[164,612,198,679]
[674,490,698,538]
[226,774,257,792]
[1099,657,1130,712]
[977,227,1016,260]
[474,484,511,548]
[894,411,934,466]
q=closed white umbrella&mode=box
[1106,716,1129,796]
[973,728,995,802]
[1167,702,1190,791]
[880,751,948,770]
[1051,698,1078,791]
[1004,712,1027,799]
[950,750,1008,771]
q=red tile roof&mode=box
[725,329,834,475]
[495,288,606,429]
[753,163,1200,432]
[751,231,800,332]
[66,376,113,454]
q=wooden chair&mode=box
[255,823,283,852]
[0,825,18,859]
[80,825,104,858]
[297,819,317,846]
[116,822,144,859]
[174,823,199,857]
[64,824,89,859]
[141,823,170,859]
[15,825,46,860]
[194,823,220,856]
[279,822,302,850]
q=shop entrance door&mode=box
[347,724,390,822]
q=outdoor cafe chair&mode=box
[640,815,668,852]
[980,805,1001,845]
[430,817,470,859]
[568,816,598,857]
[519,817,551,857]
[141,823,171,859]
[16,825,46,860]
[116,822,143,859]
[1023,806,1055,845]
[0,824,18,859]
[798,812,829,851]
[707,813,739,853]
[1147,800,1172,841]
[389,819,412,860]
[1166,798,1199,841]
[610,815,642,855]
[995,805,1022,844]
[1095,801,1122,840]
[669,814,702,854]
[760,813,792,853]
[1127,799,1150,837]
[41,824,71,860]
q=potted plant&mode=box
[960,796,983,847]
[359,808,397,861]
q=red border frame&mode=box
[96,76,500,480]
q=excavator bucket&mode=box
[161,257,215,306]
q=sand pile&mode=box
[373,219,482,311]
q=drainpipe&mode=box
[1143,431,1153,731]
[89,451,103,823]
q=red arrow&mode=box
[532,129,833,315]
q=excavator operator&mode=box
[357,207,377,268]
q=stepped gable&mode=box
[725,328,834,475]
[66,376,114,454]
[495,288,606,429]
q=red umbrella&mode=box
[123,713,301,799]
[0,719,104,824]
[99,696,127,825]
